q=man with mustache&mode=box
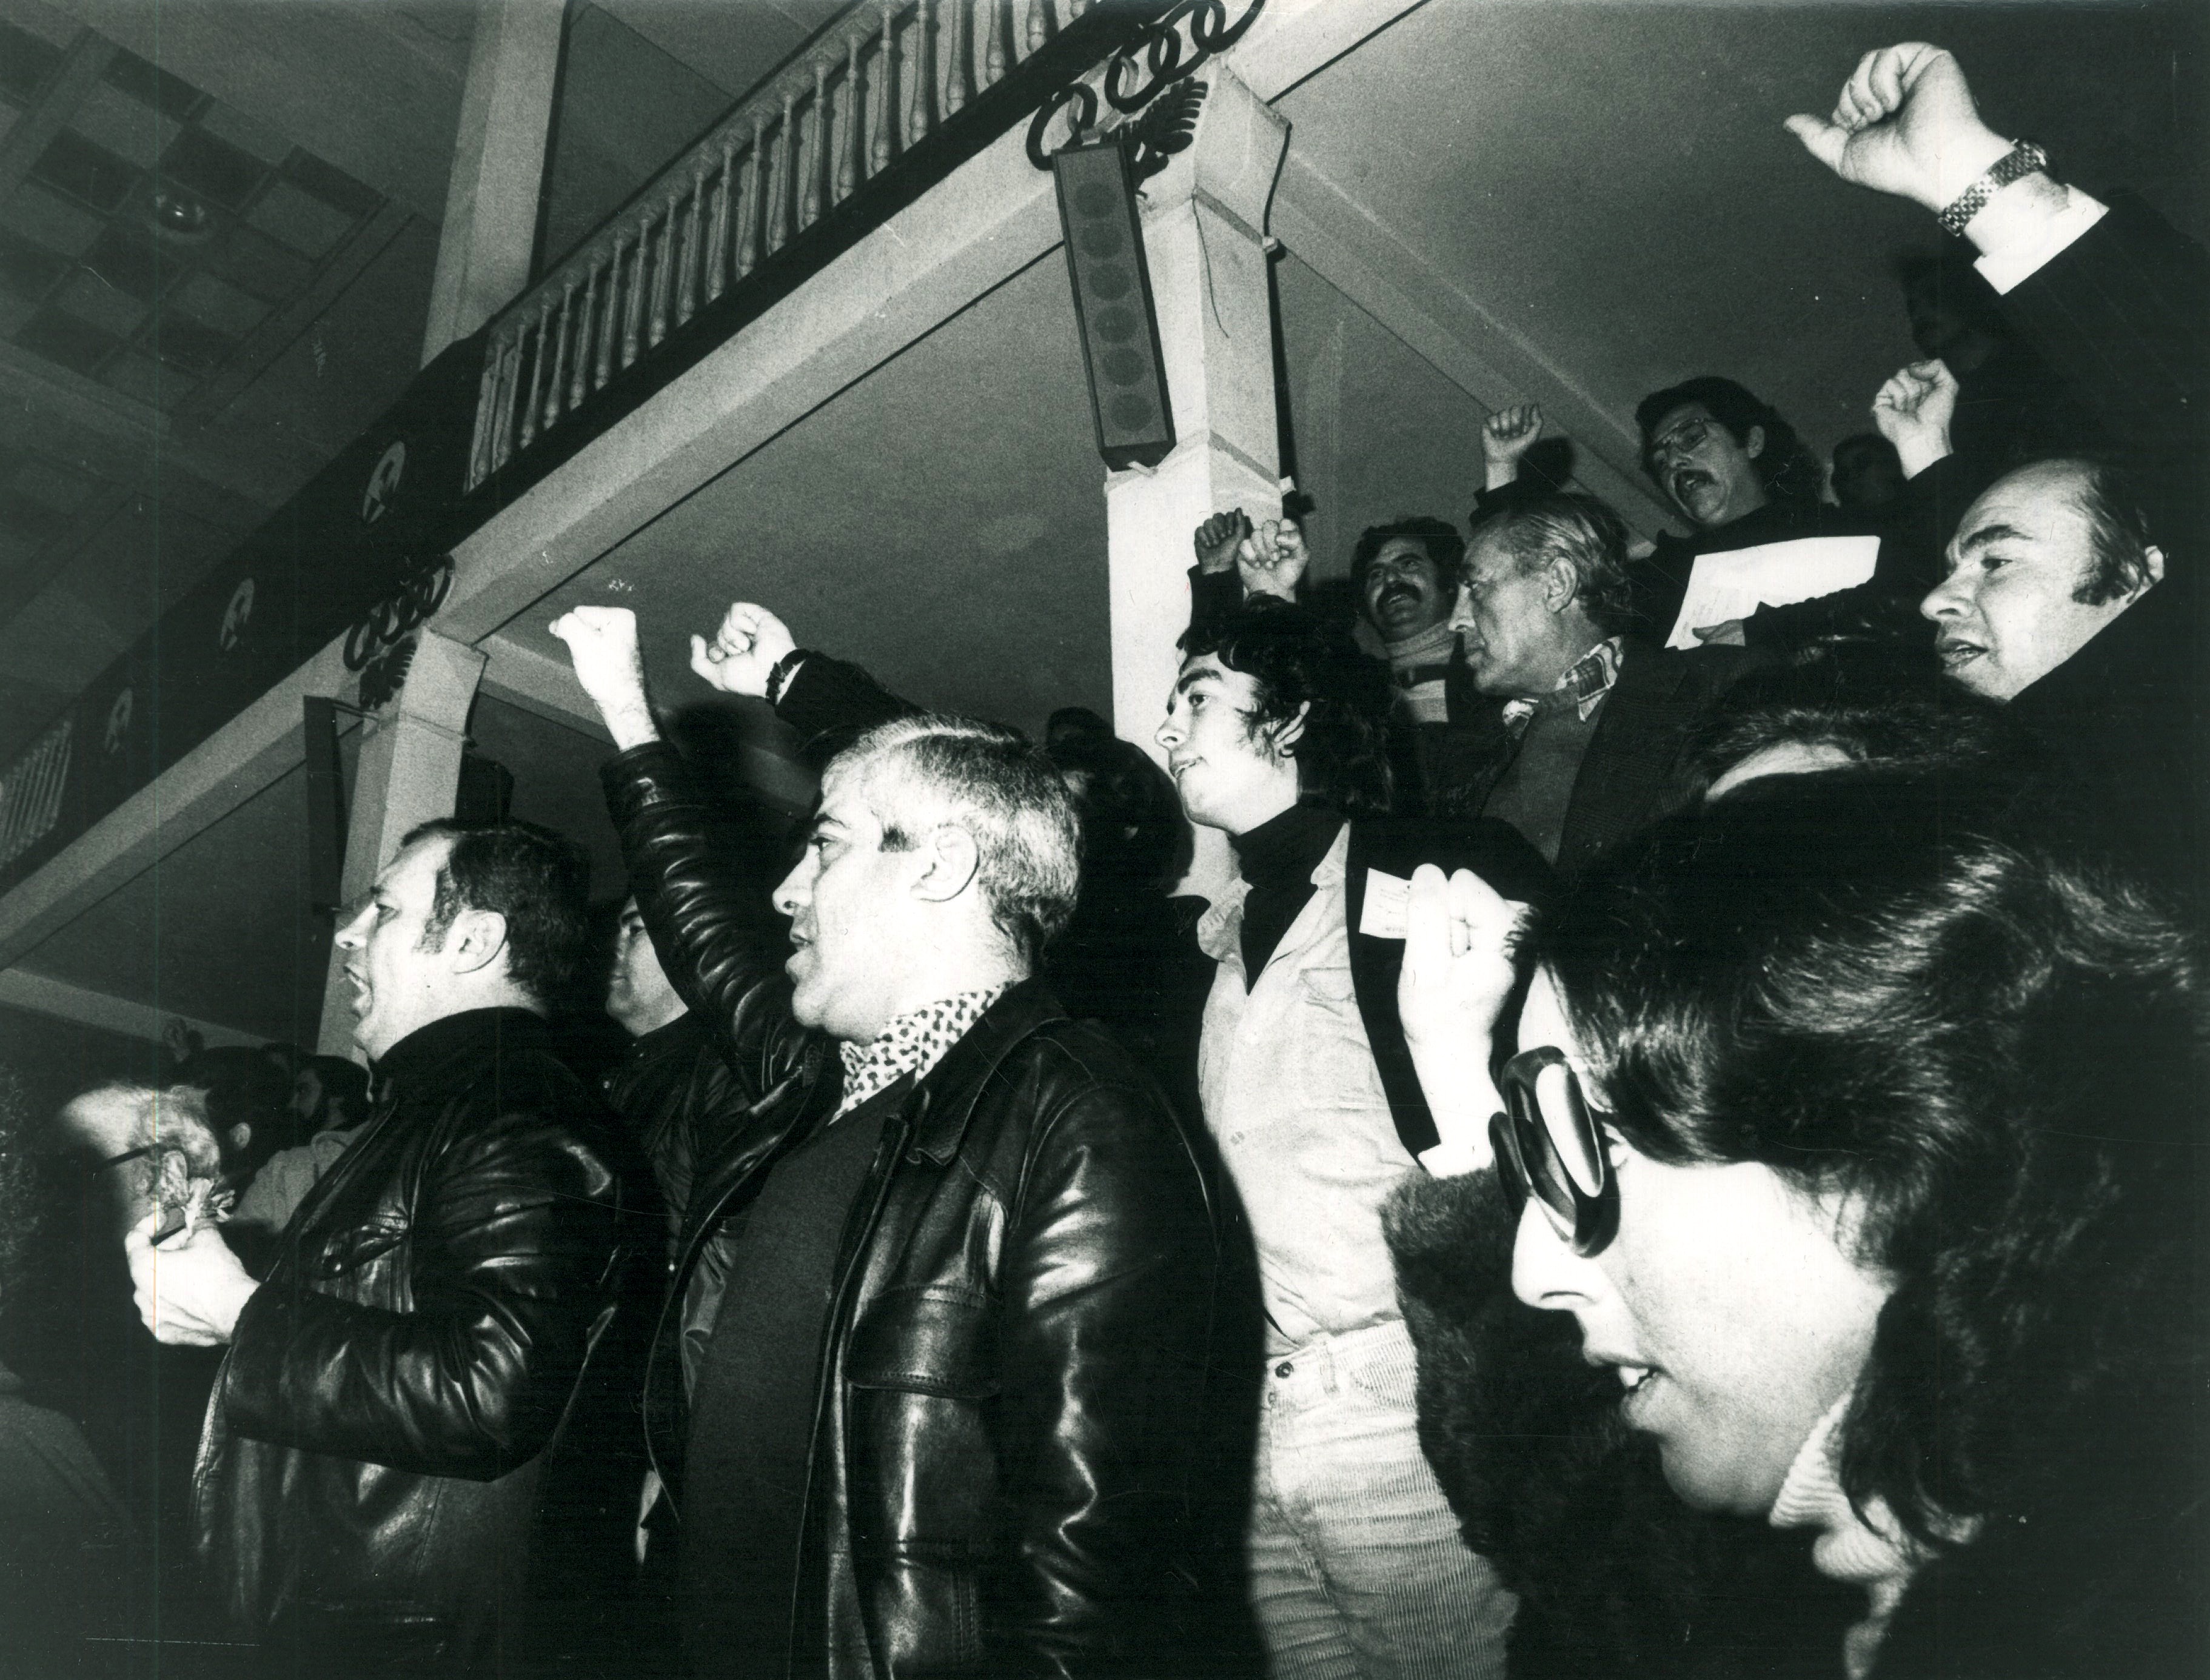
[1631,376,1934,654]
[549,605,1234,1680]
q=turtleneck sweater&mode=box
[1769,1394,1981,1680]
[1381,621,1458,725]
[1228,802,1345,987]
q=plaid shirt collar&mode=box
[835,985,1009,1117]
[1502,637,1624,736]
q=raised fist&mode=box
[1784,44,2011,214]
[689,603,797,699]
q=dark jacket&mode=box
[193,1008,648,1672]
[1441,638,1758,877]
[604,741,1242,1679]
[604,1009,755,1254]
[1635,498,1932,655]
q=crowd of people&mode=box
[0,39,2201,1680]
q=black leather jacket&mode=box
[193,1009,648,1670]
[603,1009,754,1258]
[606,741,1241,1678]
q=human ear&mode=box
[449,909,511,977]
[1542,558,1581,613]
[2141,544,2166,592]
[1744,424,1766,461]
[911,824,982,905]
[1267,701,1311,757]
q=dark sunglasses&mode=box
[1490,1045,1619,1257]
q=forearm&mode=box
[601,743,793,1037]
[221,1143,620,1475]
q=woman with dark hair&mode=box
[1389,772,2206,1678]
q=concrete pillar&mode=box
[315,632,487,1055]
[421,0,566,365]
[1102,64,1290,900]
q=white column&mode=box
[421,0,566,365]
[315,632,487,1055]
[1103,64,1290,900]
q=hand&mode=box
[1481,403,1544,489]
[548,607,658,749]
[1193,510,1251,577]
[1691,618,1747,646]
[1871,358,1960,478]
[1784,44,2011,214]
[125,1211,257,1347]
[1236,519,1308,602]
[1398,865,1532,1177]
[688,603,797,699]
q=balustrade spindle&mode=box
[678,160,706,324]
[492,334,520,468]
[944,0,971,115]
[578,262,603,400]
[596,250,620,385]
[649,198,677,346]
[801,61,828,229]
[872,4,896,175]
[520,303,551,449]
[738,118,765,275]
[984,0,1008,84]
[766,92,795,255]
[545,280,575,429]
[620,229,646,367]
[837,35,862,201]
[1025,0,1048,55]
[1066,0,1086,16]
[707,135,735,300]
[908,0,936,146]
[468,338,500,485]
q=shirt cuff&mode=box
[1974,187,2109,295]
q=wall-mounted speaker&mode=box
[1053,141,1176,472]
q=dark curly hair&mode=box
[1636,375,1823,508]
[1350,517,1465,594]
[1179,597,1395,818]
[1530,771,2206,1624]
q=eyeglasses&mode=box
[1491,1045,1619,1256]
[1644,416,1718,465]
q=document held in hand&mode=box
[1665,535,1881,648]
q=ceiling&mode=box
[4,0,2202,1048]
[1274,0,2204,475]
[0,0,854,775]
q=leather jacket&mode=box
[606,741,1242,1678]
[603,1009,754,1257]
[193,1008,648,1670]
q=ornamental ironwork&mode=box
[1026,0,1261,173]
[344,550,454,710]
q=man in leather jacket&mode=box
[129,820,649,1675]
[551,606,1237,1680]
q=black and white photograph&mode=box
[0,1,2199,1675]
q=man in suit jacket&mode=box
[1789,39,2205,910]
[1156,595,1545,1678]
[1439,488,1756,874]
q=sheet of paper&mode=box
[1360,868,1411,940]
[1665,535,1881,649]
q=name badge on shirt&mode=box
[1359,868,1411,940]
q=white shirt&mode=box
[1197,826,1419,1354]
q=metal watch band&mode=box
[1937,140,2051,237]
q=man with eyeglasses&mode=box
[1632,376,1932,654]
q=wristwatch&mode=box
[1937,140,2050,237]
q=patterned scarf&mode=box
[1501,636,1624,738]
[835,986,1009,1117]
